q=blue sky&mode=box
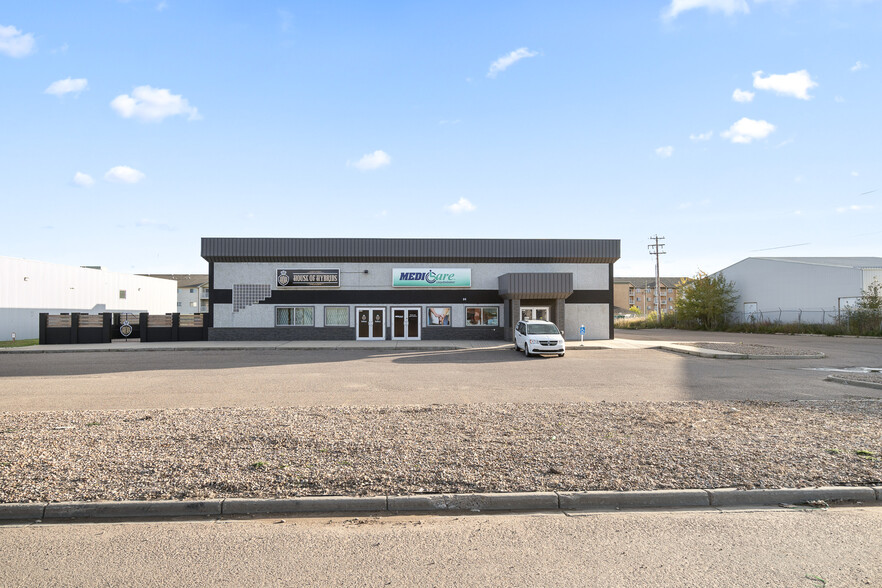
[2,0,879,276]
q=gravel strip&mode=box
[690,342,820,356]
[1,401,880,503]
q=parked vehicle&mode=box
[514,319,565,357]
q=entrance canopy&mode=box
[497,273,574,300]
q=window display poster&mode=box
[427,307,451,326]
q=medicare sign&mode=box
[392,268,471,288]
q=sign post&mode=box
[580,324,585,344]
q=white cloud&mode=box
[0,24,35,58]
[439,119,461,125]
[732,88,754,103]
[157,1,168,11]
[752,70,817,100]
[851,171,859,177]
[111,85,201,122]
[721,117,775,143]
[655,146,674,158]
[104,166,146,184]
[834,95,845,103]
[487,48,538,78]
[45,77,88,97]
[350,150,391,171]
[689,131,713,142]
[73,172,94,187]
[446,198,476,213]
[836,204,873,213]
[663,0,749,20]
[850,61,867,72]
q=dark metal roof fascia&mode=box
[201,238,620,263]
[498,272,574,299]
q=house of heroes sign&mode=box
[276,269,340,288]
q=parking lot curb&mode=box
[662,345,824,360]
[662,345,747,359]
[558,490,710,509]
[825,375,882,391]
[2,487,879,523]
[0,502,47,520]
[707,486,876,507]
[223,496,386,515]
[387,492,559,512]
[42,499,223,519]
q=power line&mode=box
[750,242,811,252]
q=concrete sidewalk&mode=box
[0,338,806,358]
[1,338,621,354]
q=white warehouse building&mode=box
[0,256,177,341]
[716,257,882,323]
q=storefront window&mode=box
[324,306,349,327]
[466,307,499,326]
[276,307,315,326]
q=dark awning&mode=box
[498,273,574,299]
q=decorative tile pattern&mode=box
[233,284,272,313]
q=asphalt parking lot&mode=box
[1,331,880,411]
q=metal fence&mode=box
[730,308,841,325]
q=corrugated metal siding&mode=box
[498,273,574,298]
[201,238,620,263]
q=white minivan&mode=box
[514,319,566,357]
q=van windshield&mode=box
[526,324,560,335]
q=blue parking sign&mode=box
[580,325,585,335]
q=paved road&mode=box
[1,507,879,587]
[1,332,880,411]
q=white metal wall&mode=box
[0,256,177,340]
[863,269,882,291]
[717,258,864,319]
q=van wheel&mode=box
[558,352,565,357]
[524,346,531,357]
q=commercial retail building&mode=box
[202,238,620,342]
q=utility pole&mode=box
[648,235,666,317]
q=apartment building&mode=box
[613,277,685,315]
[142,274,209,314]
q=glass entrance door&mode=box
[356,307,386,340]
[521,306,550,321]
[392,307,421,340]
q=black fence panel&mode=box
[39,313,206,344]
